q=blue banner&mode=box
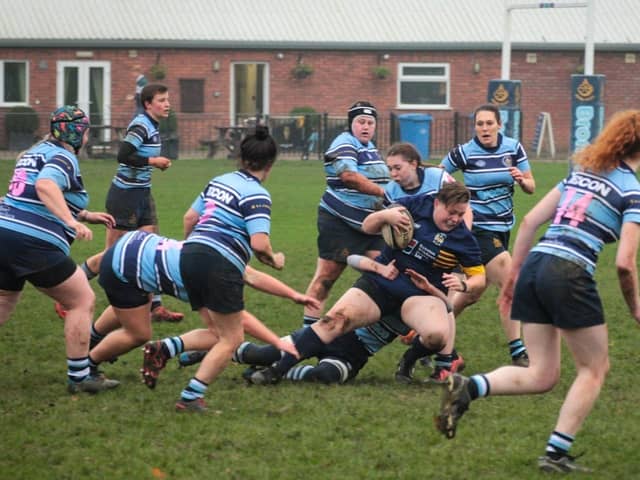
[570,74,605,153]
[487,80,522,141]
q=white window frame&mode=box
[0,60,29,107]
[396,62,450,110]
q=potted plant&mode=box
[372,66,391,80]
[5,106,39,150]
[159,109,179,159]
[292,63,313,80]
[150,63,167,80]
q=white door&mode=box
[56,61,112,141]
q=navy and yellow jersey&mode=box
[440,133,530,232]
[110,231,188,301]
[319,131,389,230]
[355,313,412,355]
[366,194,484,300]
[383,166,455,205]
[532,164,640,276]
[112,113,160,189]
[185,169,271,273]
[0,140,88,255]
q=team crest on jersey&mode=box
[433,233,447,246]
[503,156,513,167]
[475,160,486,167]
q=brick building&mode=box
[1,0,638,157]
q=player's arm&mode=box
[339,170,385,197]
[362,206,411,235]
[346,255,398,280]
[616,221,640,323]
[183,207,199,238]
[244,265,320,309]
[251,232,285,270]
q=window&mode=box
[179,79,204,113]
[1,60,28,106]
[398,63,449,109]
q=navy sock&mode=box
[402,335,438,366]
[273,327,325,376]
[80,261,98,280]
[509,338,526,358]
[234,342,281,366]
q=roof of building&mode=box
[1,0,638,50]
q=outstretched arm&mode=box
[346,255,398,280]
[244,266,320,310]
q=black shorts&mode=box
[0,228,76,290]
[180,242,244,314]
[473,228,510,265]
[98,246,150,309]
[352,275,404,317]
[105,185,158,230]
[317,208,384,263]
[511,251,604,329]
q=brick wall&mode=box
[1,46,638,155]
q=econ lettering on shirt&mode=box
[205,185,235,204]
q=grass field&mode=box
[0,157,638,479]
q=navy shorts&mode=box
[511,251,604,329]
[317,208,384,263]
[352,275,404,318]
[473,228,510,265]
[105,185,158,230]
[0,227,76,291]
[98,246,151,309]
[180,243,244,314]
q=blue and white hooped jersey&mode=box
[111,113,161,189]
[185,170,272,273]
[440,133,530,232]
[0,140,89,254]
[532,163,640,276]
[111,230,188,301]
[355,313,412,355]
[320,131,389,230]
[384,166,455,205]
[366,194,484,300]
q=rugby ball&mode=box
[381,207,414,249]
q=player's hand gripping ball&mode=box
[381,206,414,249]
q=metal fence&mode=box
[1,111,474,161]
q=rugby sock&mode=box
[89,324,106,350]
[273,327,325,376]
[151,296,162,311]
[509,338,526,359]
[401,335,438,366]
[546,431,574,458]
[469,374,490,400]
[303,315,319,327]
[162,336,184,358]
[180,377,208,402]
[285,365,314,382]
[79,261,98,280]
[233,342,280,365]
[433,352,454,370]
[67,357,90,383]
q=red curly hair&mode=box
[574,110,640,172]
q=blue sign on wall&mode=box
[487,80,522,141]
[570,74,605,153]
